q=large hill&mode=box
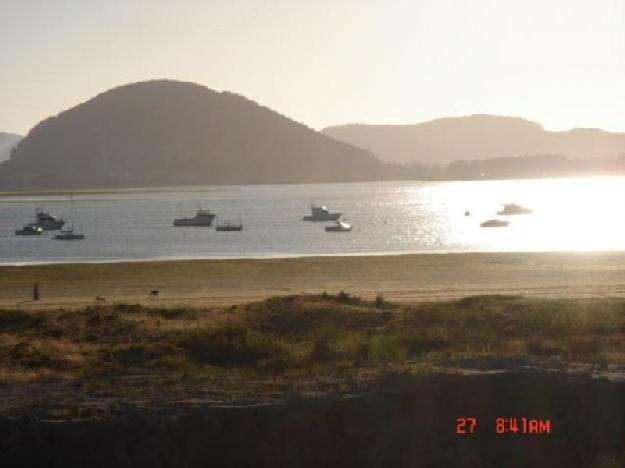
[0,80,387,190]
[323,115,625,165]
[0,132,22,163]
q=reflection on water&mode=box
[1,177,624,264]
[426,177,625,252]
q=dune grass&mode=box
[1,293,625,389]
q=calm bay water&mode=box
[1,177,624,265]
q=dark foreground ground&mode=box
[2,369,624,468]
[1,294,625,467]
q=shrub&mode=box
[0,309,42,332]
[309,338,336,363]
[149,308,196,320]
[179,323,287,366]
[565,337,601,358]
[113,345,147,366]
[370,335,407,362]
[7,341,67,369]
[355,337,372,361]
[399,330,450,356]
[345,334,407,363]
[335,291,361,305]
[114,304,143,313]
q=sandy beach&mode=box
[3,251,625,308]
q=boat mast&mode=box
[70,194,75,230]
[69,193,81,233]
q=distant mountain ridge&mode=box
[0,132,22,163]
[323,115,625,165]
[0,80,387,190]
[4,86,625,191]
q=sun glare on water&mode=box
[412,176,625,252]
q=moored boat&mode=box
[497,203,532,216]
[34,209,65,230]
[215,219,244,232]
[325,220,352,232]
[53,195,85,240]
[174,208,216,226]
[480,219,510,228]
[15,224,44,236]
[303,204,342,222]
[54,227,85,240]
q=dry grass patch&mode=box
[1,293,625,384]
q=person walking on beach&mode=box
[33,283,40,302]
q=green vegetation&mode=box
[1,293,625,386]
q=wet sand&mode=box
[2,251,625,308]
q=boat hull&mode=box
[173,217,215,226]
[480,220,510,228]
[54,234,85,240]
[302,213,341,221]
[325,224,352,232]
[15,229,43,236]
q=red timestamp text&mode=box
[456,417,477,434]
[495,417,551,434]
[456,417,551,435]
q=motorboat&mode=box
[34,208,65,230]
[303,204,342,221]
[15,224,44,236]
[325,221,352,232]
[173,208,216,226]
[480,219,510,228]
[215,218,244,231]
[54,227,85,240]
[497,203,533,216]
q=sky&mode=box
[1,0,624,136]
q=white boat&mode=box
[15,224,44,236]
[325,221,352,232]
[303,204,342,221]
[497,204,532,216]
[174,208,216,226]
[54,227,85,240]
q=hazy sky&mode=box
[1,0,624,135]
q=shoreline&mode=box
[1,175,623,197]
[3,250,625,308]
[2,247,625,267]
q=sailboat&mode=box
[215,216,244,231]
[54,194,85,240]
